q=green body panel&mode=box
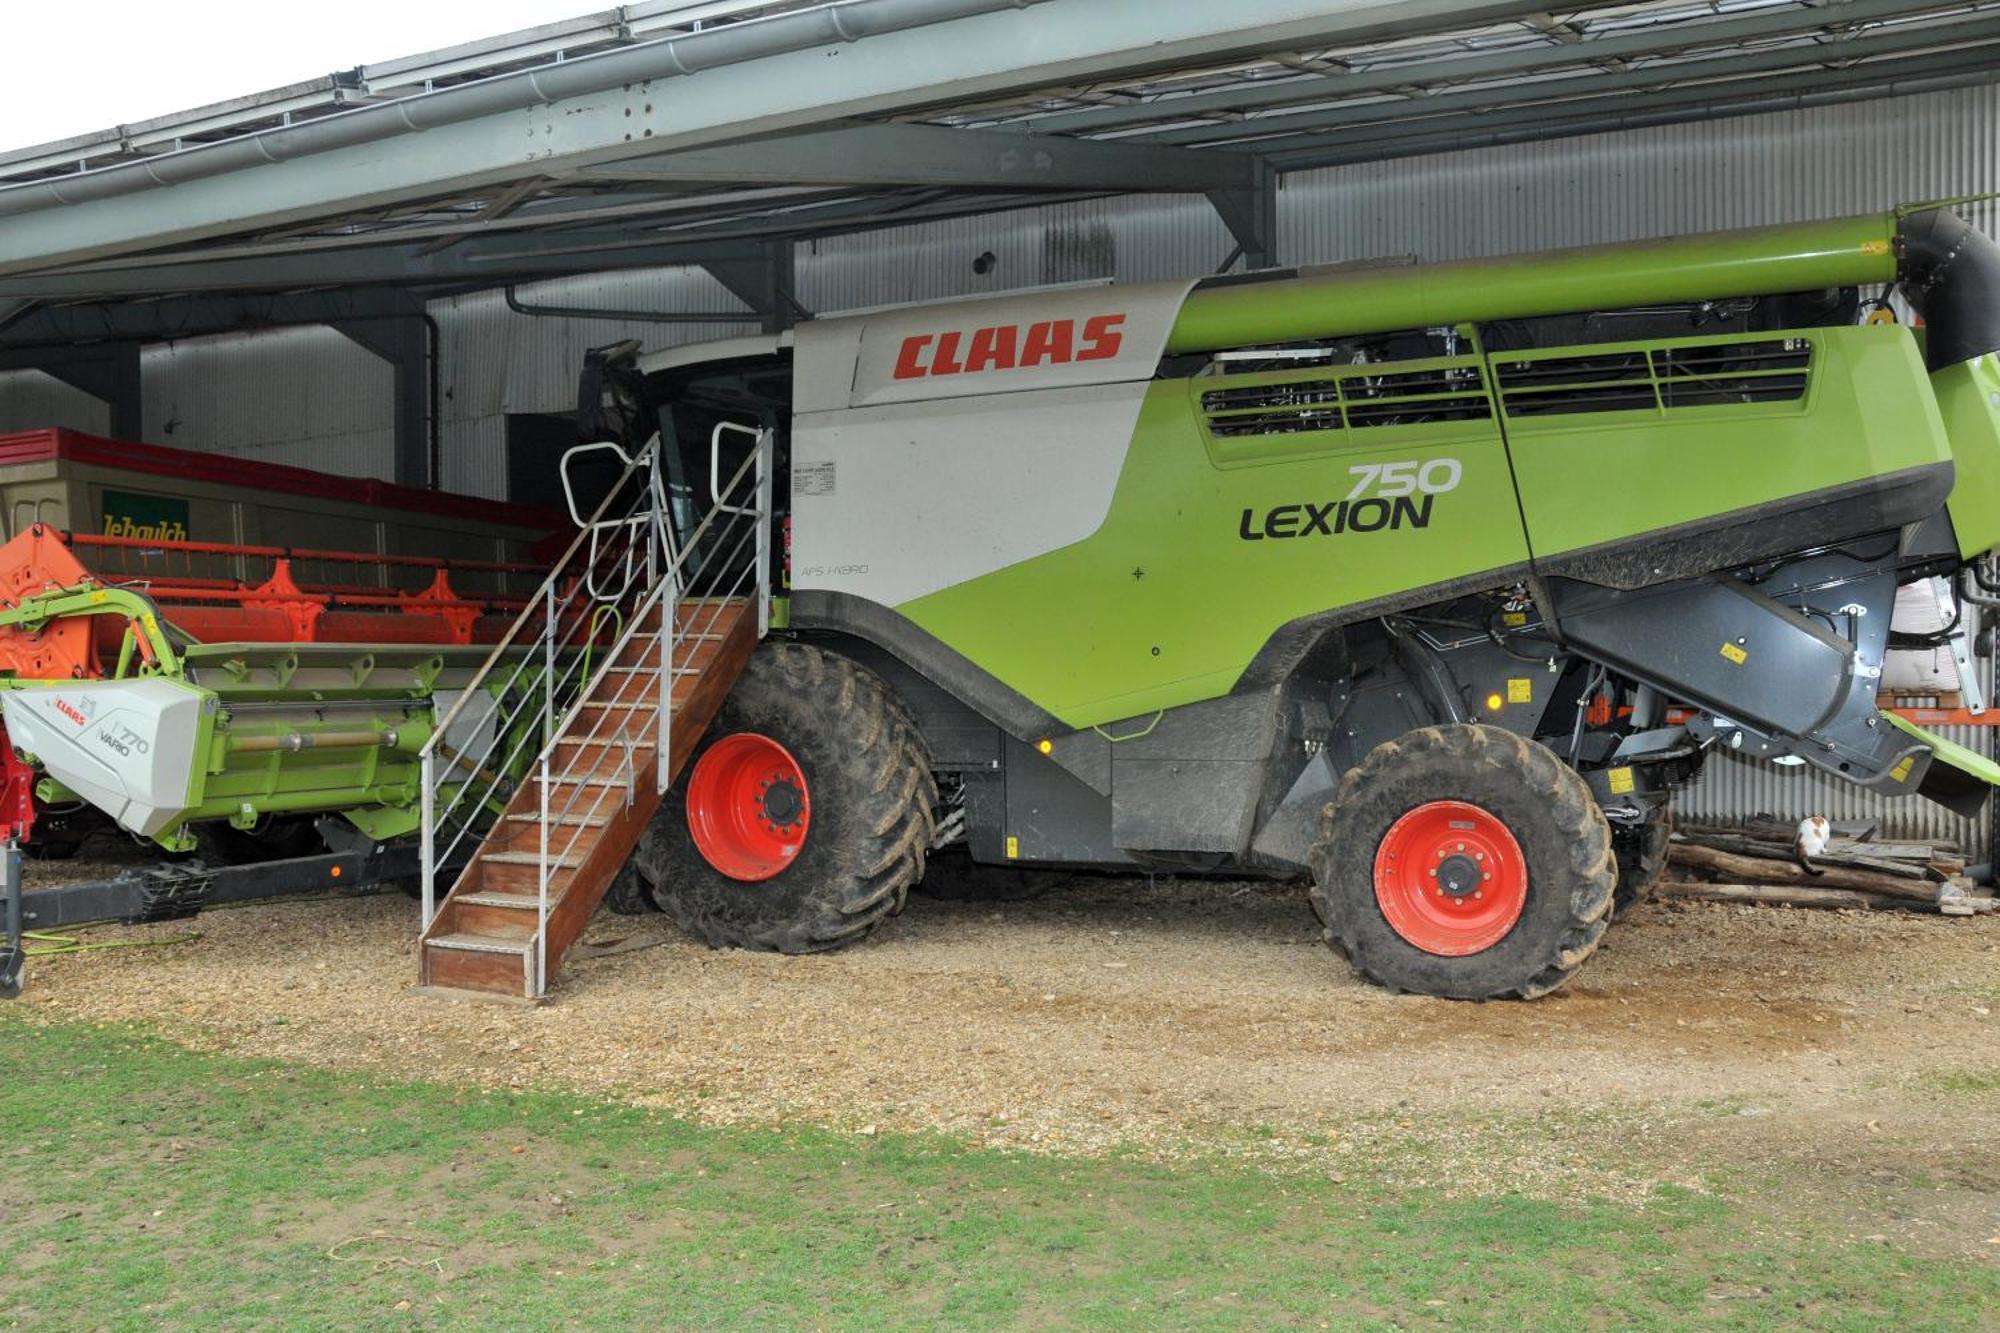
[898,322,1980,732]
[1503,326,1949,559]
[1167,214,1898,354]
[1884,711,2000,787]
[1934,355,2000,557]
[900,370,1532,727]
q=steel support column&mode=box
[1207,160,1278,271]
[702,240,802,334]
[330,317,433,489]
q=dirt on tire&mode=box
[636,641,935,952]
[1309,724,1616,999]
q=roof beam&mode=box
[588,122,1255,192]
[1014,0,1965,134]
[0,0,1560,279]
[0,235,779,300]
[0,289,428,351]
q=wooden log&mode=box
[1655,881,1902,911]
[1666,843,1944,903]
[1674,833,1933,879]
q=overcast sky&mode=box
[2,1,610,153]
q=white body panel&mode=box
[3,680,206,837]
[783,278,1195,608]
[790,381,1152,607]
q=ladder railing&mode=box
[418,426,773,995]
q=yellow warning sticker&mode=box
[1506,677,1532,704]
[1607,766,1635,795]
[88,590,106,604]
[1719,642,1748,665]
[1861,239,1891,256]
[1890,755,1915,784]
[1502,611,1527,627]
[1005,835,1019,860]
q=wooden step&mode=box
[420,594,757,1000]
[427,931,528,954]
[477,858,581,894]
[445,895,552,937]
[504,811,612,828]
[489,817,608,859]
[422,931,535,995]
[483,849,588,869]
[455,890,558,910]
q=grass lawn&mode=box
[1,1013,1993,1330]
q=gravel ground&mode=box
[12,857,2000,1241]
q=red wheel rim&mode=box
[685,733,811,881]
[1373,800,1527,956]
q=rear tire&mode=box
[1609,803,1673,922]
[637,642,933,952]
[1308,724,1614,1000]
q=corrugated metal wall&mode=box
[1675,728,1990,855]
[0,327,395,477]
[432,267,758,499]
[1277,84,2000,264]
[137,326,395,479]
[0,369,109,435]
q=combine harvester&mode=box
[6,204,2000,1004]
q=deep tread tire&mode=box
[602,861,657,915]
[1610,803,1673,922]
[1308,724,1615,1000]
[636,642,933,953]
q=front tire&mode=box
[1308,724,1615,1000]
[636,642,933,953]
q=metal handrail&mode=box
[424,434,663,746]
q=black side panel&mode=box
[1555,576,1853,737]
[1107,691,1284,855]
[998,736,1136,866]
[1234,561,1533,694]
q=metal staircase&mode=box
[416,427,771,999]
